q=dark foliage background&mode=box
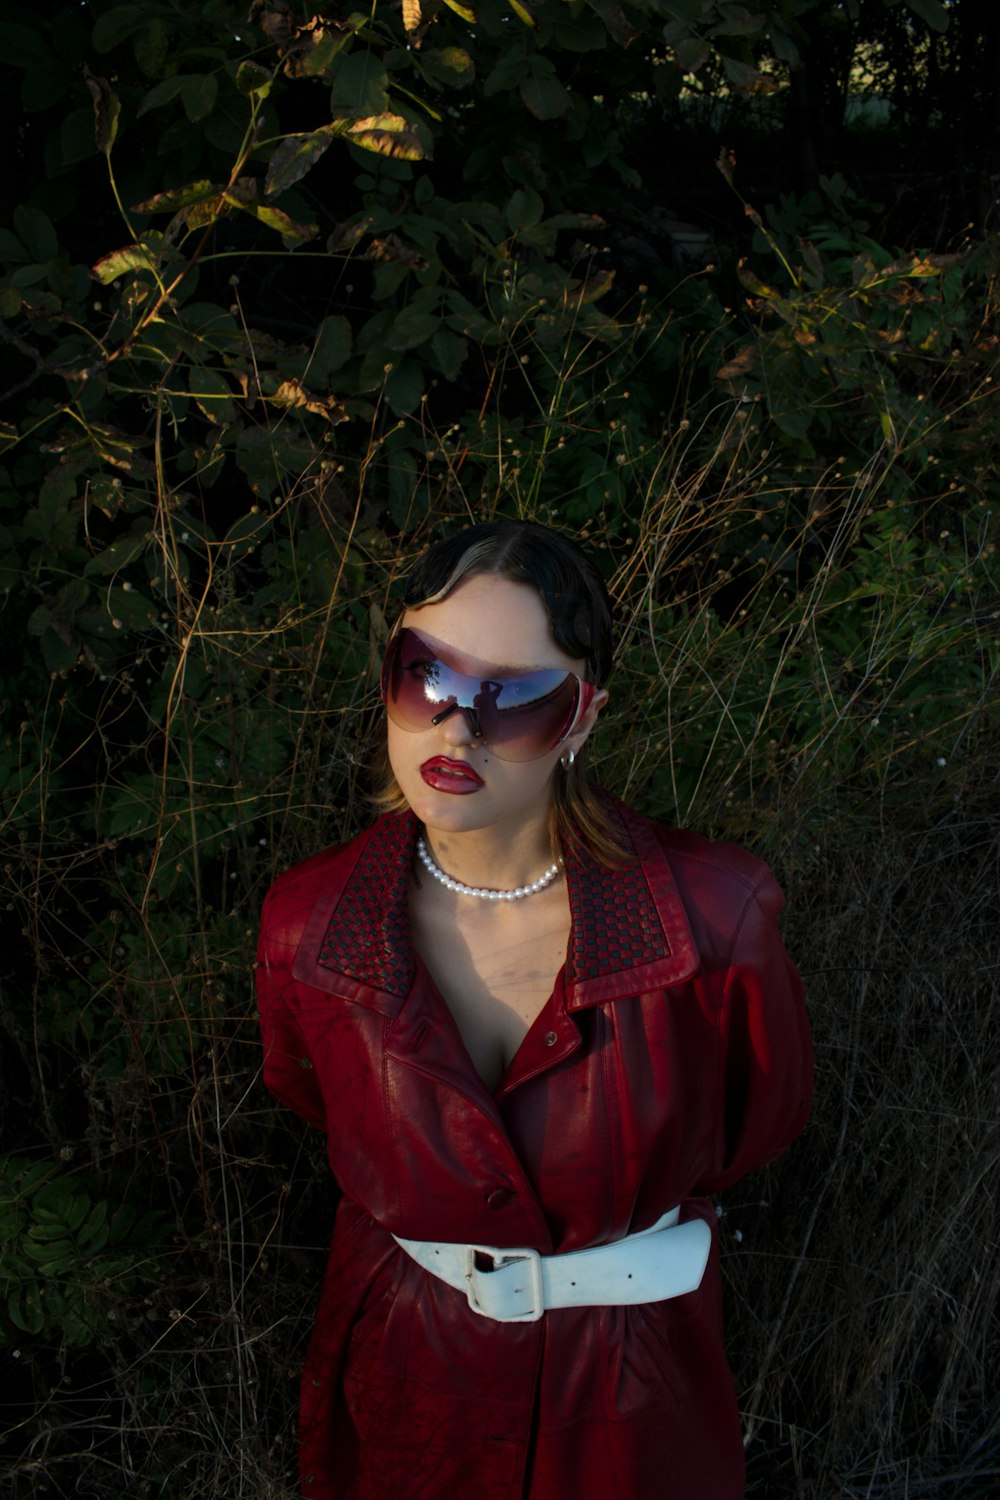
[1,1,997,1495]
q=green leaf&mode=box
[80,1199,110,1251]
[236,59,272,97]
[13,205,57,263]
[133,18,169,77]
[182,74,218,124]
[83,66,121,155]
[265,127,337,198]
[83,533,150,577]
[104,586,159,633]
[721,55,763,91]
[22,1234,73,1262]
[422,46,475,88]
[0,21,51,69]
[0,227,28,263]
[372,261,409,300]
[505,187,544,232]
[92,5,146,53]
[903,0,949,31]
[519,57,571,120]
[385,307,439,352]
[189,365,237,424]
[328,53,389,118]
[137,75,189,115]
[313,315,353,378]
[385,356,424,415]
[430,328,467,381]
[7,1285,46,1335]
[674,37,711,71]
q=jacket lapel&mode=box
[290,804,698,1016]
[562,805,699,1008]
[291,812,418,1016]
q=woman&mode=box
[256,520,812,1499]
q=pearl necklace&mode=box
[416,836,562,902]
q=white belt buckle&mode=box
[464,1244,545,1322]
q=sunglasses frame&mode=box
[380,626,597,763]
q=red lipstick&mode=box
[419,757,484,794]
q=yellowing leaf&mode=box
[508,0,537,27]
[132,181,217,215]
[338,114,424,160]
[91,243,160,285]
[442,0,476,21]
[403,0,422,31]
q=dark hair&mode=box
[373,520,631,866]
[402,521,615,686]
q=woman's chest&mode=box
[409,890,572,1090]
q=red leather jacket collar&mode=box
[290,807,698,1013]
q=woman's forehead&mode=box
[400,573,583,676]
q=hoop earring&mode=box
[560,748,576,769]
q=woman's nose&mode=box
[434,701,484,746]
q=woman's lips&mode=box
[419,757,484,793]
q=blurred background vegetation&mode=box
[1,0,997,1495]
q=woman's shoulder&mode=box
[617,802,785,920]
[259,812,412,939]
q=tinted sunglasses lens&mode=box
[382,631,582,761]
[383,633,459,729]
[479,672,580,761]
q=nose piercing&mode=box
[431,702,483,739]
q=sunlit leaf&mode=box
[285,14,365,79]
[338,114,424,160]
[508,0,537,28]
[91,243,160,284]
[132,181,217,215]
[441,0,476,21]
[227,196,319,245]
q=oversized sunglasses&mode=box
[380,627,596,762]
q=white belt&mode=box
[392,1207,712,1323]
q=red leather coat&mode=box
[256,805,812,1499]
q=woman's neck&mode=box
[419,821,557,895]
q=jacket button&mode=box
[543,1031,558,1047]
[486,1187,516,1210]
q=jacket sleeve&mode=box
[703,868,813,1193]
[255,881,328,1131]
